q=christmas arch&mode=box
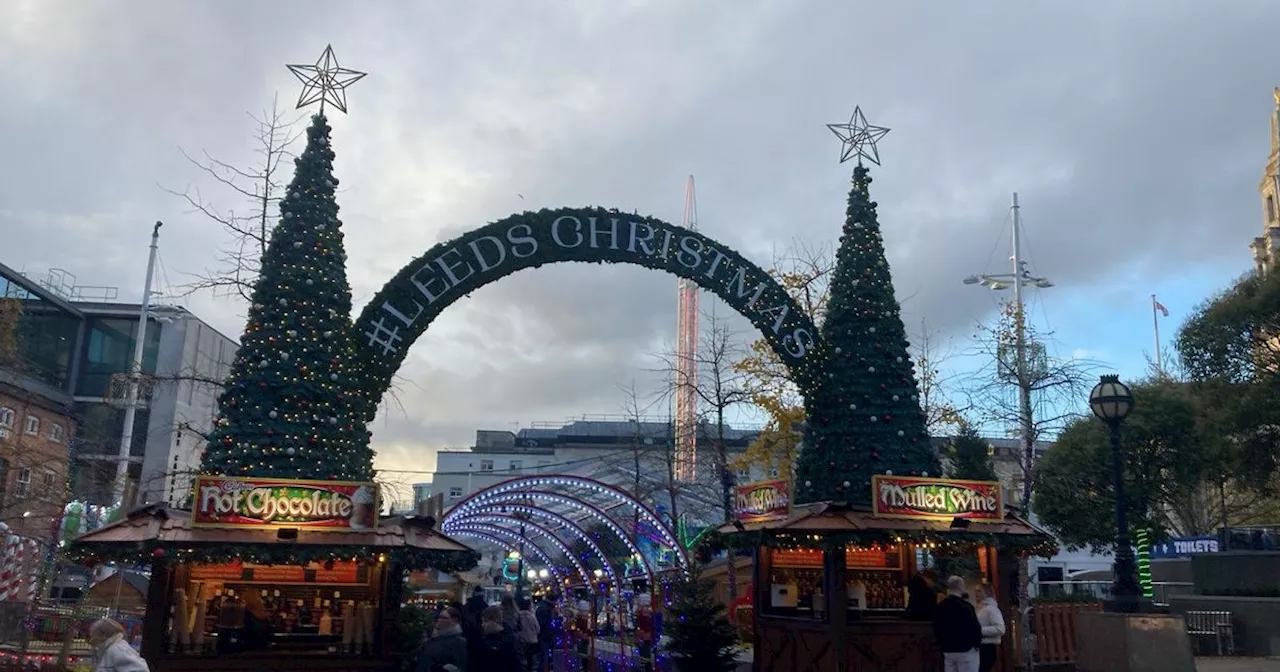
[351,207,821,410]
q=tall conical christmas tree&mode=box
[795,115,939,504]
[203,113,373,481]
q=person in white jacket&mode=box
[89,619,150,672]
[972,583,1005,672]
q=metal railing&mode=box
[1033,580,1193,607]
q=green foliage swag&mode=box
[352,206,820,416]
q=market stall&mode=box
[721,475,1056,672]
[68,477,478,672]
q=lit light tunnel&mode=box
[441,475,689,587]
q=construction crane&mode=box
[674,176,699,483]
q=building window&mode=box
[48,424,64,443]
[23,415,38,436]
[510,460,523,472]
[0,408,13,428]
[448,487,463,499]
[1269,195,1277,223]
[15,468,31,498]
[769,468,780,478]
[479,460,494,472]
[42,470,56,489]
[735,467,752,482]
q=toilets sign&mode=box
[1150,537,1220,559]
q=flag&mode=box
[1154,298,1169,317]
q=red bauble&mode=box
[152,548,167,559]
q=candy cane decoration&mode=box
[0,534,20,601]
[9,538,25,601]
[25,539,39,602]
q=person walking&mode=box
[89,619,150,672]
[534,594,558,672]
[473,606,521,670]
[414,605,468,672]
[933,575,982,672]
[973,583,1005,672]
[516,597,541,671]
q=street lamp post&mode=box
[963,193,1054,511]
[1088,374,1145,613]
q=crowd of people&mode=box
[412,587,563,672]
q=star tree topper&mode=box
[287,45,367,115]
[827,106,890,166]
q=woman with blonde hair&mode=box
[973,582,1005,672]
[89,619,149,672]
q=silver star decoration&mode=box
[826,107,890,165]
[287,45,367,115]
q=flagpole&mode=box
[1152,294,1163,376]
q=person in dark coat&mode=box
[906,568,939,621]
[473,605,521,671]
[414,606,468,672]
[933,575,983,672]
[462,587,489,661]
[534,595,558,672]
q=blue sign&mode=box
[1151,537,1220,559]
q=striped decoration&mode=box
[25,539,39,603]
[0,534,21,601]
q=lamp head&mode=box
[1089,374,1134,422]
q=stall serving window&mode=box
[763,544,907,619]
[166,560,383,656]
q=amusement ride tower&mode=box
[674,176,700,483]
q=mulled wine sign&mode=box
[871,475,1002,522]
[193,476,379,531]
[733,479,791,524]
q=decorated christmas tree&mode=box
[664,564,740,672]
[202,112,373,481]
[795,109,940,504]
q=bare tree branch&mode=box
[160,94,303,306]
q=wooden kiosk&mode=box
[723,475,1056,672]
[69,477,479,672]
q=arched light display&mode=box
[449,520,587,584]
[447,517,592,585]
[450,525,568,584]
[445,475,687,568]
[446,505,623,591]
[446,530,565,583]
[448,492,654,578]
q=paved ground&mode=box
[1198,658,1280,671]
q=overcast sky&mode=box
[3,1,1277,479]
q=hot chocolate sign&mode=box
[193,476,379,531]
[872,475,1002,522]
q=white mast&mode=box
[114,222,162,506]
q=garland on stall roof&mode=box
[64,542,481,573]
[719,528,1059,558]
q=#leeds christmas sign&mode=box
[193,476,379,531]
[733,479,791,524]
[872,475,1002,522]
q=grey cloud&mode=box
[3,0,1278,472]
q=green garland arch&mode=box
[352,207,822,414]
